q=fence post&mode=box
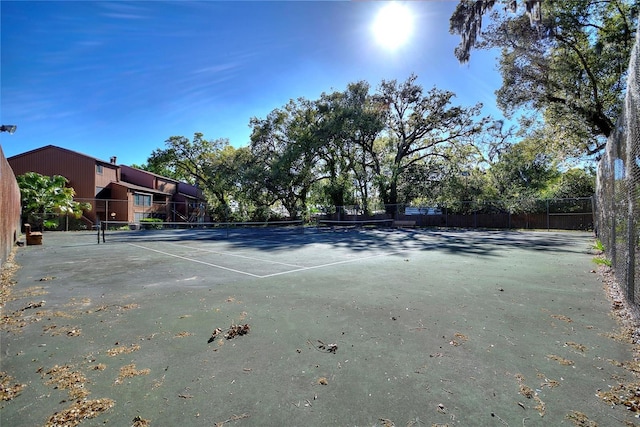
[591,194,597,237]
[610,154,617,268]
[105,199,109,230]
[626,156,637,303]
[445,206,448,228]
[546,199,550,231]
[627,200,636,303]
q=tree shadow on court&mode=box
[103,228,594,259]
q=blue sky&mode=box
[1,1,503,166]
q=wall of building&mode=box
[8,145,207,229]
[9,146,95,197]
[0,145,21,268]
[120,165,178,194]
[109,184,130,222]
[8,146,118,224]
[177,181,202,198]
[120,165,154,189]
[95,160,119,193]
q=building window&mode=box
[134,193,151,207]
[134,212,150,222]
[96,164,103,175]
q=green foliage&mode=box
[487,138,560,202]
[17,172,91,231]
[249,97,326,219]
[593,239,606,252]
[139,217,163,229]
[145,134,253,221]
[146,74,598,219]
[374,74,488,209]
[450,0,638,158]
[592,257,612,267]
[543,168,595,199]
[314,81,386,213]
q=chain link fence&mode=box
[595,25,640,307]
[318,197,593,231]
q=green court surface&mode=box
[1,228,637,426]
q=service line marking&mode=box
[129,243,400,278]
[127,243,262,278]
[167,243,306,269]
[258,251,401,278]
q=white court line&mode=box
[167,243,306,269]
[129,243,399,279]
[127,243,262,278]
[258,251,401,278]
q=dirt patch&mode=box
[132,415,151,426]
[596,265,640,412]
[597,381,640,412]
[449,332,468,347]
[0,372,26,401]
[565,341,587,352]
[115,364,150,385]
[551,314,573,323]
[213,413,250,427]
[208,323,250,343]
[45,398,115,427]
[40,364,90,400]
[0,249,20,306]
[547,354,574,366]
[107,344,141,356]
[565,410,597,426]
[515,374,546,417]
[174,331,193,338]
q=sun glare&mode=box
[372,2,414,50]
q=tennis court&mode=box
[1,227,638,426]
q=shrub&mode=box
[139,217,163,230]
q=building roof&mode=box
[177,192,202,200]
[108,181,174,196]
[9,144,205,201]
[120,164,180,183]
[7,144,117,166]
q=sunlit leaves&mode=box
[17,172,91,230]
[375,74,489,206]
[451,0,638,158]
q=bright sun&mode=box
[372,2,414,50]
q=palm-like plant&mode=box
[17,172,91,231]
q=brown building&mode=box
[8,145,207,228]
[120,165,206,222]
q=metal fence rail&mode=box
[595,25,640,307]
[321,198,594,231]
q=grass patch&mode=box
[592,257,612,267]
[593,239,605,252]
